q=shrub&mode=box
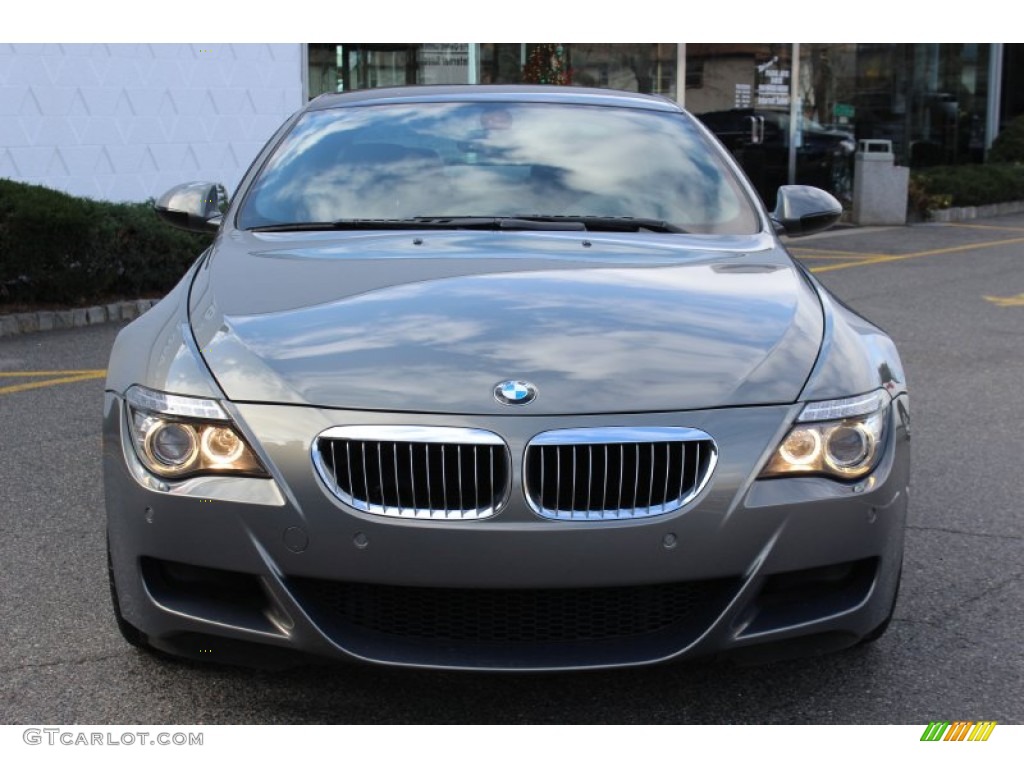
[906,176,952,218]
[989,114,1024,163]
[908,163,1024,214]
[0,179,211,305]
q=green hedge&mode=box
[0,179,211,305]
[909,163,1024,213]
[989,115,1024,163]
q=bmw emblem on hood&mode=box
[494,380,537,406]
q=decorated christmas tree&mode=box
[522,44,569,85]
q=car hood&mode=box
[188,230,823,415]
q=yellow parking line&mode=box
[0,369,107,377]
[0,371,106,395]
[810,235,1024,274]
[795,253,880,260]
[948,223,1024,232]
[810,258,889,272]
[984,293,1024,307]
[790,247,888,257]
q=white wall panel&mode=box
[0,43,303,202]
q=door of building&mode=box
[685,44,796,208]
[340,45,419,90]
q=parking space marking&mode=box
[808,234,1024,274]
[792,253,881,261]
[0,369,106,395]
[948,223,1024,232]
[789,247,888,257]
[984,293,1024,307]
[0,369,107,377]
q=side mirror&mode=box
[154,181,228,234]
[770,185,842,237]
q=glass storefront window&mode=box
[307,44,470,98]
[1001,44,1024,128]
[683,43,994,207]
[800,44,990,168]
[479,43,523,84]
[684,44,799,207]
[684,43,793,115]
[313,43,678,99]
[478,44,677,96]
[564,44,677,95]
[308,43,343,98]
[307,42,997,206]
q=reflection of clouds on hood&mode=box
[436,265,800,354]
[219,259,812,411]
[241,102,756,233]
[238,312,487,361]
[485,262,794,299]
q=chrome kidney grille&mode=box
[524,427,717,520]
[313,426,509,519]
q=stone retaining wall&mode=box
[929,200,1024,222]
[0,299,159,338]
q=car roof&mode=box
[306,84,683,113]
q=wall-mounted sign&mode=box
[756,58,790,107]
[418,43,469,85]
[734,83,752,108]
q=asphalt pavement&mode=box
[1,216,1022,724]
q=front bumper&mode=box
[104,393,910,671]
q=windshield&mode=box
[237,101,761,235]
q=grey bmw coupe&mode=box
[104,85,909,671]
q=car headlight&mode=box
[125,384,268,479]
[760,390,889,480]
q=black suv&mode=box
[696,108,856,208]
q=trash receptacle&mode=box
[853,139,909,226]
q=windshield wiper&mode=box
[505,216,688,233]
[250,217,586,233]
[419,217,587,231]
[248,216,684,234]
[248,220,443,233]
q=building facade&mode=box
[0,44,302,202]
[0,43,1016,204]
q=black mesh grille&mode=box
[290,578,738,644]
[524,439,715,519]
[317,438,508,518]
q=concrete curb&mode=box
[928,200,1024,222]
[0,298,160,338]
